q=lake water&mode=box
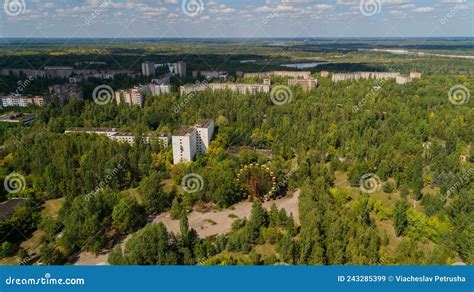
[281,62,331,69]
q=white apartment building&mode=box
[180,83,270,95]
[172,127,197,164]
[65,128,119,138]
[1,95,45,107]
[148,84,171,96]
[195,119,215,155]
[172,119,215,164]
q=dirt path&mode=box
[75,190,300,265]
[154,189,300,238]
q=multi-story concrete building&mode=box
[320,71,330,78]
[142,62,156,77]
[244,71,312,79]
[331,71,422,85]
[192,70,228,81]
[44,66,74,79]
[195,119,215,155]
[180,82,270,95]
[49,84,83,105]
[115,87,145,107]
[148,84,171,96]
[172,61,187,79]
[288,78,318,91]
[65,128,119,138]
[65,127,170,147]
[172,126,197,164]
[1,95,45,107]
[172,119,215,164]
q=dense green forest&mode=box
[0,42,472,266]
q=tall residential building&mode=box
[172,61,187,79]
[141,62,156,77]
[172,119,215,164]
[115,87,146,107]
[195,119,215,155]
[172,127,197,164]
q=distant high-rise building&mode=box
[288,78,318,91]
[141,62,156,77]
[48,84,83,105]
[115,87,146,107]
[172,61,187,79]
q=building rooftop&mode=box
[66,127,118,133]
[173,126,196,136]
[195,119,214,128]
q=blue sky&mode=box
[0,0,472,38]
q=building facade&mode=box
[1,95,45,107]
[172,119,215,164]
[115,87,145,107]
[172,127,197,164]
[288,78,318,91]
[142,62,156,77]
